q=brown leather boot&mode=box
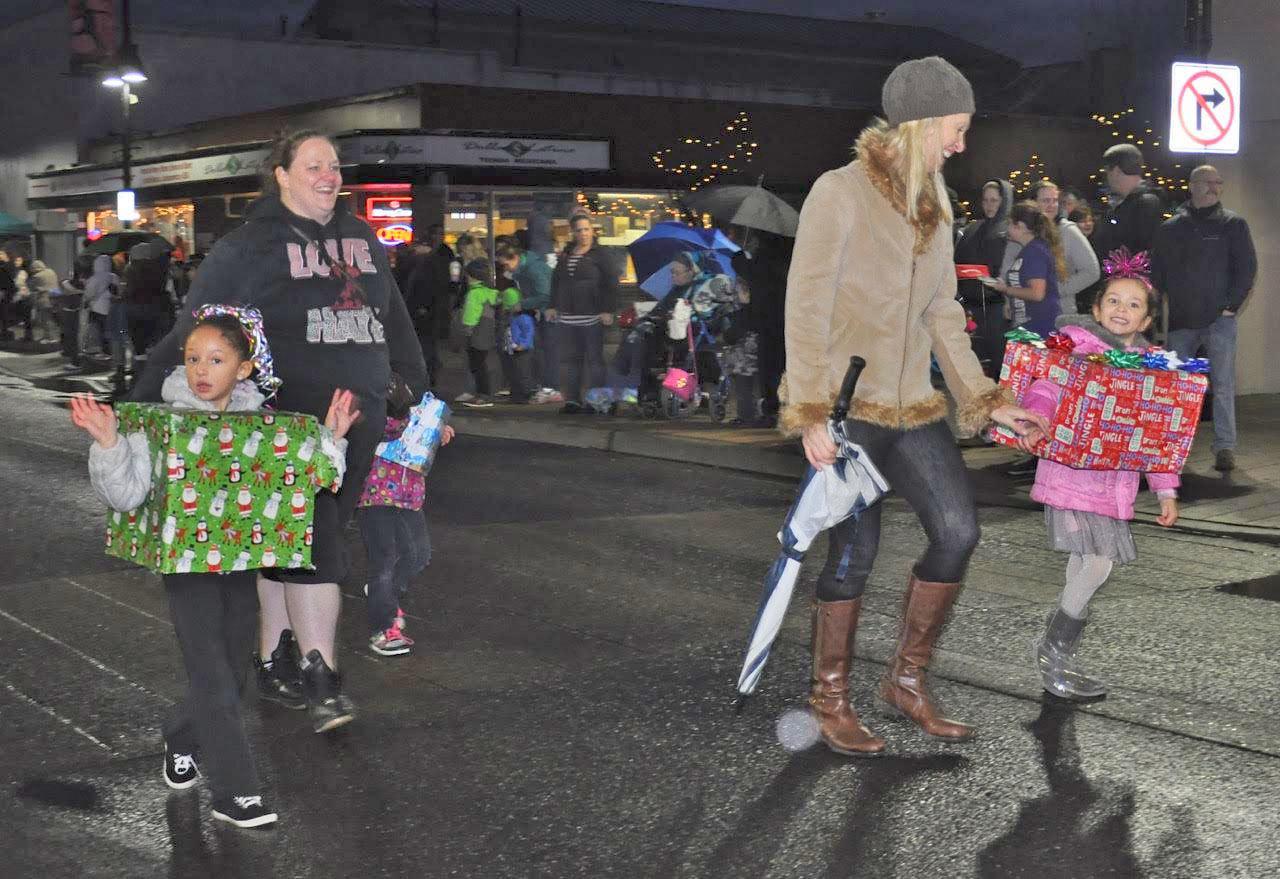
[809,598,885,757]
[877,574,975,742]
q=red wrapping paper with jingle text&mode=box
[991,342,1208,473]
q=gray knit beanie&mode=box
[882,56,976,125]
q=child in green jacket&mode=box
[456,258,519,407]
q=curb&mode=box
[451,412,805,480]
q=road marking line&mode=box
[63,577,171,626]
[1,676,115,754]
[0,608,173,706]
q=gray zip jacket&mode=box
[1057,218,1101,306]
[88,367,346,512]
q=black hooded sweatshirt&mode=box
[129,194,426,520]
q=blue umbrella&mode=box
[628,221,739,286]
[735,357,890,703]
[638,255,737,298]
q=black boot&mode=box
[254,629,305,710]
[301,649,356,734]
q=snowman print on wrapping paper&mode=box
[209,488,228,518]
[175,549,196,573]
[263,492,281,520]
[187,426,208,456]
[242,429,263,457]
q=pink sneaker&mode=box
[369,624,414,657]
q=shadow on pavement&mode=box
[1216,573,1280,601]
[976,698,1203,878]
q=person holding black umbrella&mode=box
[781,57,1046,755]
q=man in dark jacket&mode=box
[1088,144,1166,308]
[1151,165,1257,472]
[123,242,171,358]
[402,223,457,388]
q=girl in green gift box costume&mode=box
[70,306,358,829]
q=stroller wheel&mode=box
[659,388,688,419]
[709,390,729,423]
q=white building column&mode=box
[1209,0,1280,394]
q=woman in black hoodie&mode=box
[131,131,426,735]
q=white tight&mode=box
[257,575,342,669]
[1058,553,1113,619]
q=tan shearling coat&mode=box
[779,126,1011,438]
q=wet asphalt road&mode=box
[1,376,1279,878]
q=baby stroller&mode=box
[633,298,731,421]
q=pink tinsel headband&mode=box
[191,303,282,397]
[1102,247,1152,289]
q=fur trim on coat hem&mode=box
[955,386,1015,437]
[777,392,951,437]
[778,400,832,437]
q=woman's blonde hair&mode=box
[866,118,952,225]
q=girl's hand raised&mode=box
[69,393,120,448]
[440,424,456,446]
[324,389,361,440]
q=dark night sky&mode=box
[646,0,1186,65]
[6,0,1186,68]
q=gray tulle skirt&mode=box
[1045,506,1137,565]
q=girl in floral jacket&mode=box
[356,374,454,656]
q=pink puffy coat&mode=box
[1023,321,1180,521]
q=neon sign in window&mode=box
[367,197,413,219]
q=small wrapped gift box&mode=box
[105,404,340,574]
[374,392,451,475]
[991,342,1208,473]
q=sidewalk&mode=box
[4,341,1276,535]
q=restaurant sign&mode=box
[338,135,610,171]
[29,147,270,199]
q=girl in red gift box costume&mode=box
[1016,249,1181,701]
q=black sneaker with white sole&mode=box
[211,795,278,828]
[163,741,200,790]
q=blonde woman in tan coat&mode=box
[781,57,1047,756]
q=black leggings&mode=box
[162,571,260,800]
[815,419,980,601]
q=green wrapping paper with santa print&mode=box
[104,403,341,575]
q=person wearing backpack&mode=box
[455,258,517,408]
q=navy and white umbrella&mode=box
[735,357,889,702]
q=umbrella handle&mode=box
[830,356,866,424]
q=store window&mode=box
[88,201,195,253]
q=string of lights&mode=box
[651,110,757,192]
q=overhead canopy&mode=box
[0,211,33,235]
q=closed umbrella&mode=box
[735,357,889,703]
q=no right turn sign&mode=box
[1169,62,1241,154]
